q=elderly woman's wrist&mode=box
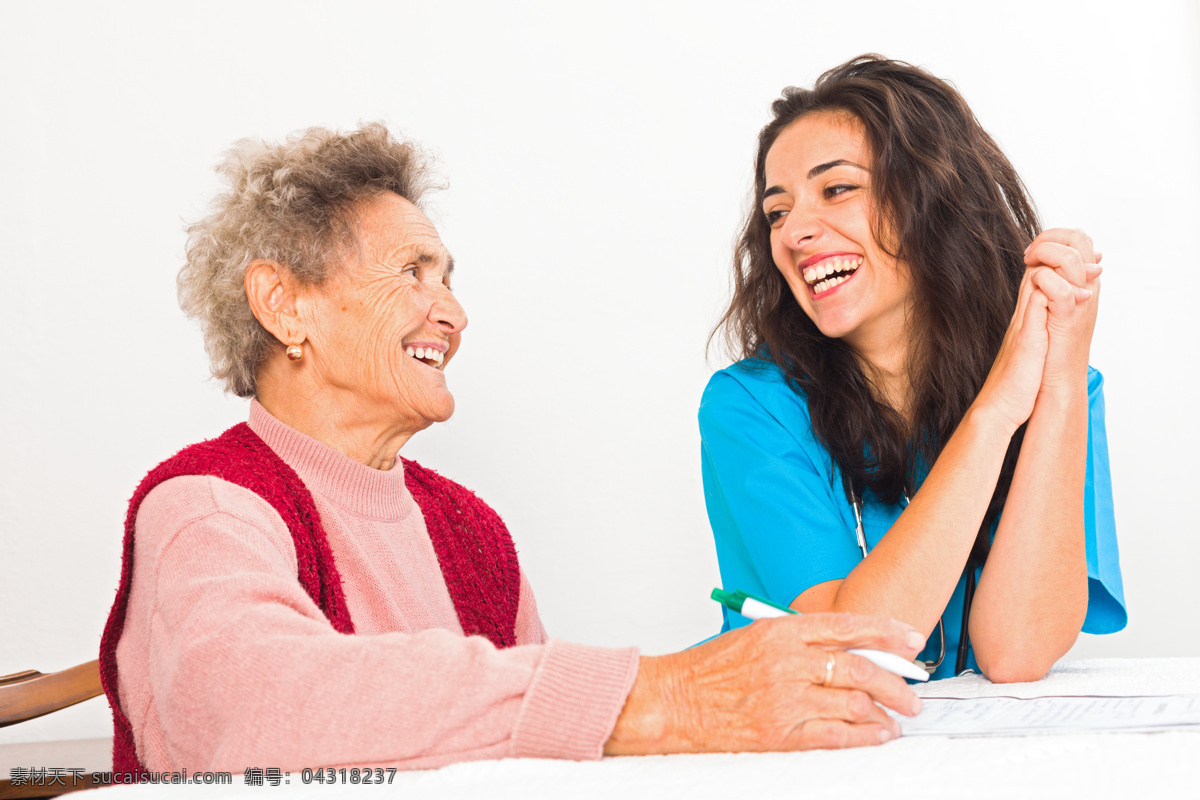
[604,655,678,756]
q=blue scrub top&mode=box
[699,358,1127,680]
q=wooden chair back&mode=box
[0,661,103,728]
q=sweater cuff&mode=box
[508,638,640,760]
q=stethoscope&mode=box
[842,473,977,676]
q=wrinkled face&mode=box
[301,192,466,433]
[762,112,913,353]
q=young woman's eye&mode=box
[765,209,788,227]
[825,184,858,199]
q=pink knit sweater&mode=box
[115,401,640,772]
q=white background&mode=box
[2,0,1197,744]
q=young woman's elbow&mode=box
[974,635,1077,684]
[976,654,1053,684]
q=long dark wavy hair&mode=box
[714,55,1040,562]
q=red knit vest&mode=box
[99,423,521,775]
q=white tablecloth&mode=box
[80,658,1200,800]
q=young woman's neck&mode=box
[850,328,913,424]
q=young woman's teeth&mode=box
[405,346,444,366]
[813,274,851,293]
[804,257,863,293]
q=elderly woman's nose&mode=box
[430,287,467,333]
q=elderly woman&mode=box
[99,124,923,774]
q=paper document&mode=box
[898,694,1200,737]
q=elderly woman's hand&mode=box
[604,613,925,755]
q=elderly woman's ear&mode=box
[244,259,308,354]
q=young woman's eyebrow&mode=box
[762,159,870,202]
[807,159,867,179]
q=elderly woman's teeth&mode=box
[804,257,863,290]
[404,346,444,366]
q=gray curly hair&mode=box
[178,123,437,397]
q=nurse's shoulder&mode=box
[701,357,812,429]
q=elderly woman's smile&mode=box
[405,343,446,368]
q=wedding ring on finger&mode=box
[822,653,836,687]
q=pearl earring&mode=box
[286,344,304,362]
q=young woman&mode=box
[701,56,1126,682]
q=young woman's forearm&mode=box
[968,382,1090,682]
[967,249,1099,682]
[795,405,1016,637]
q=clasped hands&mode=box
[979,228,1102,432]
